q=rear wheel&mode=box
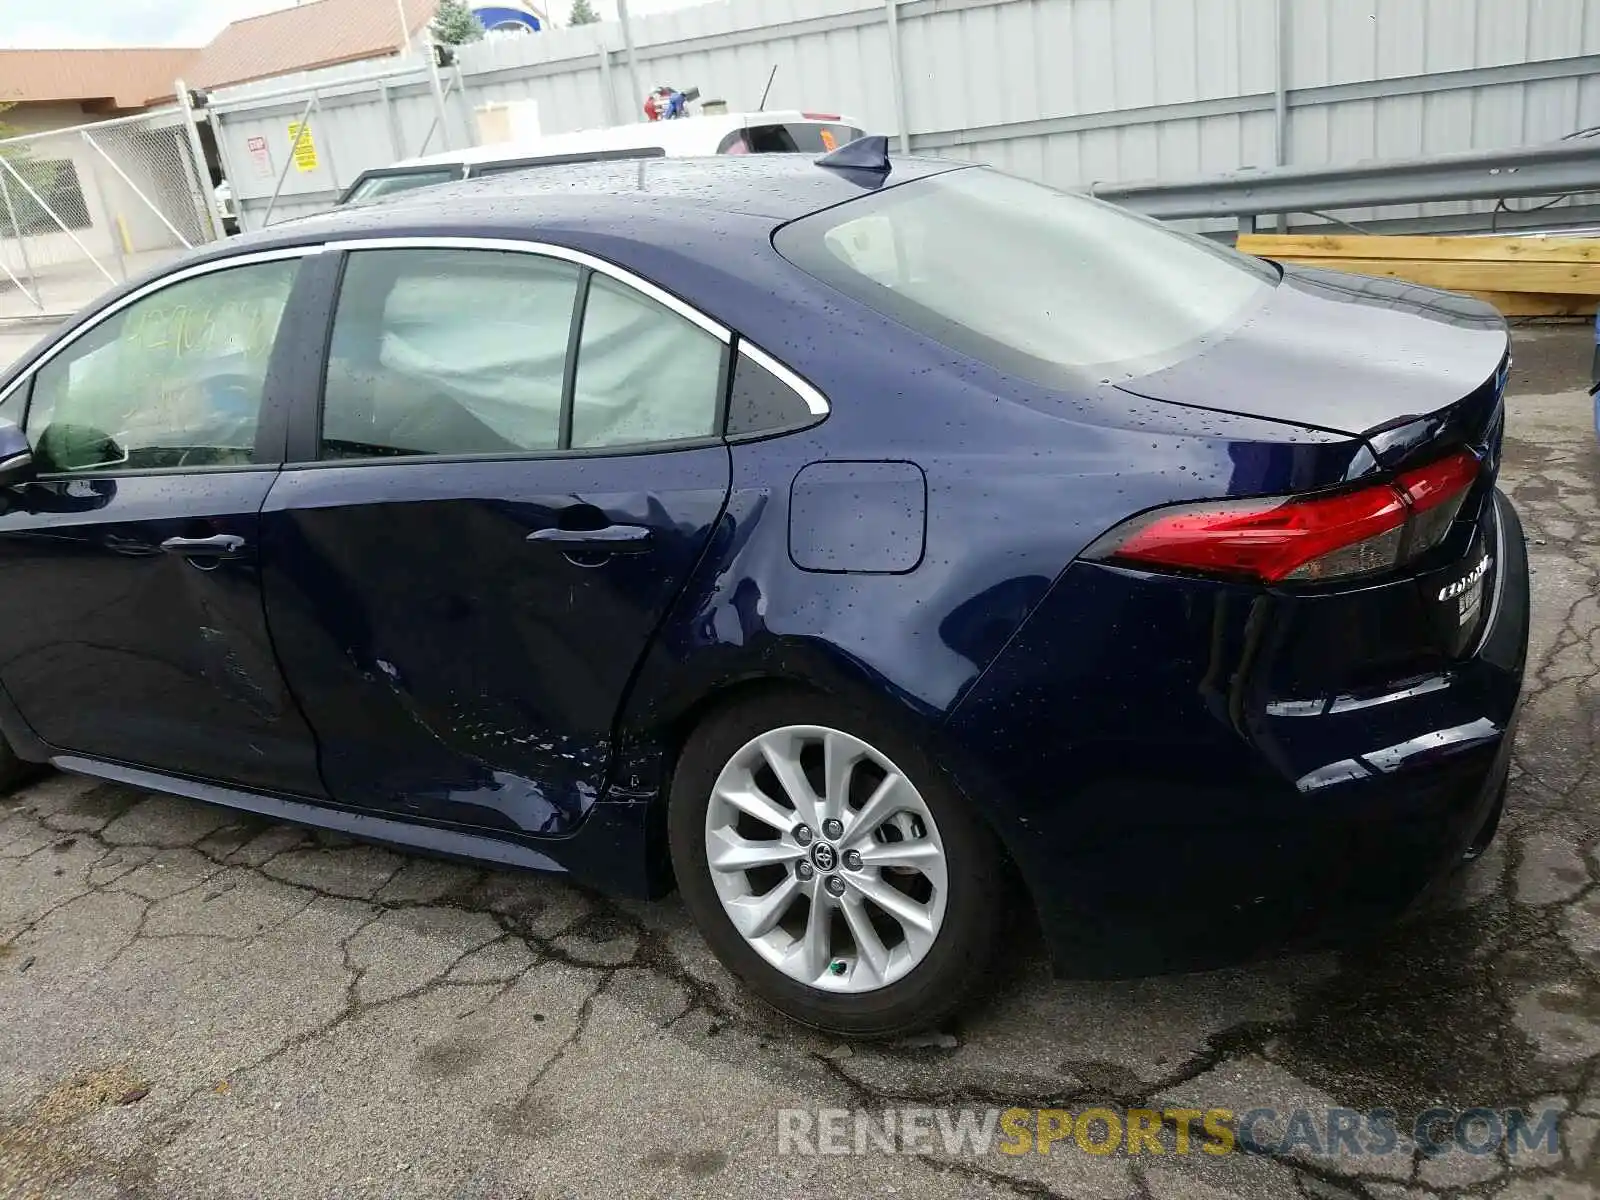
[668,689,1007,1036]
[0,735,40,795]
[1463,776,1507,862]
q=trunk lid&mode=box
[1115,265,1511,656]
[1116,264,1510,459]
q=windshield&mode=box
[773,167,1275,385]
[342,167,464,206]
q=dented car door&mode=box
[258,243,732,836]
[0,251,325,796]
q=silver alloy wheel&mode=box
[704,724,948,993]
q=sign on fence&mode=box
[245,136,273,179]
[286,123,319,173]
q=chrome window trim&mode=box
[0,235,835,429]
[323,236,732,344]
[325,235,830,421]
[0,246,319,412]
[735,339,830,417]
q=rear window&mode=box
[341,167,464,206]
[773,166,1275,385]
[719,123,864,155]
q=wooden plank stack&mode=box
[1235,233,1600,319]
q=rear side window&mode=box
[725,348,820,437]
[319,248,726,458]
[571,275,723,448]
[774,166,1275,387]
[341,168,464,206]
[719,123,864,155]
[322,249,580,458]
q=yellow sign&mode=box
[286,122,319,173]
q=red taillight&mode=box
[801,112,842,121]
[1396,448,1479,559]
[1399,451,1477,512]
[1087,449,1479,584]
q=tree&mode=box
[568,0,601,24]
[430,0,484,44]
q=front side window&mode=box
[322,248,581,459]
[27,259,297,473]
[774,166,1275,386]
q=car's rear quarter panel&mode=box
[598,225,1383,822]
[942,488,1528,976]
[581,218,1527,976]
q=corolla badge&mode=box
[1438,554,1493,603]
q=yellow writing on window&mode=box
[124,297,280,363]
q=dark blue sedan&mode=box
[0,148,1528,1036]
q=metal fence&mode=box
[1097,135,1600,235]
[207,61,479,232]
[206,0,1600,235]
[0,107,217,320]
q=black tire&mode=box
[0,734,40,795]
[668,686,1008,1037]
[1463,774,1507,862]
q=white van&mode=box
[336,111,865,207]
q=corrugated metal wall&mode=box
[207,0,1600,231]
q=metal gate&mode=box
[0,108,218,320]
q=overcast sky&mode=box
[4,0,705,48]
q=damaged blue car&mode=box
[0,145,1529,1034]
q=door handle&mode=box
[160,533,246,560]
[526,524,653,554]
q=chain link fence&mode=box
[0,109,218,321]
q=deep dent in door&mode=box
[255,447,733,837]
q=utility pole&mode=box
[424,33,454,151]
[616,0,643,122]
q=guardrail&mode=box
[1092,138,1600,232]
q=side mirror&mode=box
[0,420,35,487]
[32,423,126,474]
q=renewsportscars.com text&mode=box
[776,1105,1562,1160]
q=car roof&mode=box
[392,111,857,171]
[254,154,966,247]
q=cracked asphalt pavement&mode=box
[3,326,1600,1200]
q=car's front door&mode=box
[260,242,732,835]
[0,250,325,796]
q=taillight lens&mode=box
[1396,448,1478,558]
[1086,449,1479,585]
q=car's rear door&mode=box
[0,248,326,795]
[260,239,731,835]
